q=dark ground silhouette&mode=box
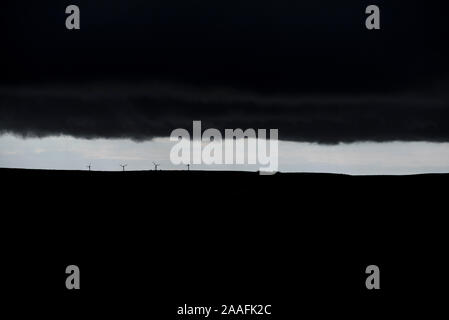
[1,168,447,318]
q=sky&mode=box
[1,1,449,174]
[1,134,449,175]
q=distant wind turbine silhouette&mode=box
[153,162,160,171]
[120,164,128,172]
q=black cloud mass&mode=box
[1,1,448,143]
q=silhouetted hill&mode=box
[2,167,446,245]
[2,167,449,177]
[2,167,447,317]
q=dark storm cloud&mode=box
[1,1,449,142]
[3,1,449,91]
[1,83,448,143]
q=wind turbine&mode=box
[120,164,128,172]
[86,163,92,171]
[153,162,160,171]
